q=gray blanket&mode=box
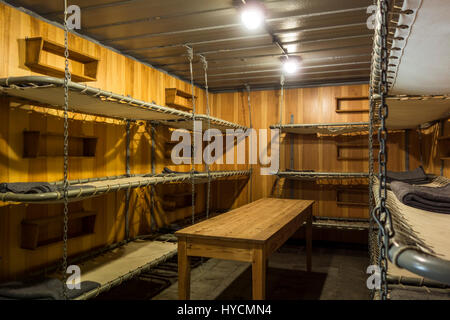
[0,278,100,300]
[161,167,200,174]
[391,181,450,214]
[386,166,429,184]
[0,182,56,194]
[0,182,94,194]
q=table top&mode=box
[175,198,314,243]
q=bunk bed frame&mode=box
[0,20,250,299]
[369,0,450,299]
[270,76,371,230]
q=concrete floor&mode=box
[154,242,370,300]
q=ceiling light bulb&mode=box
[283,59,299,74]
[241,6,264,30]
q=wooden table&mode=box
[175,198,314,300]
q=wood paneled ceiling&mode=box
[5,0,374,91]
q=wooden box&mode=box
[21,211,96,250]
[165,88,196,111]
[25,36,99,82]
[23,130,97,158]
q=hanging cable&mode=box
[200,54,211,220]
[186,46,196,225]
[417,127,424,167]
[62,0,71,300]
[245,84,253,203]
[279,74,285,127]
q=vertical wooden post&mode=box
[252,246,266,300]
[178,237,191,300]
[306,208,313,272]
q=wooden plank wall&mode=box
[213,86,448,221]
[0,3,249,281]
[0,3,447,281]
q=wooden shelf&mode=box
[335,96,369,113]
[25,37,99,82]
[336,188,369,207]
[162,192,197,211]
[23,130,98,158]
[165,88,196,111]
[336,143,379,161]
[21,211,96,250]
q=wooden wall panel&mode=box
[0,3,249,280]
[0,3,447,281]
[212,84,447,221]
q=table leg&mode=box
[306,209,312,272]
[252,247,266,300]
[178,237,191,300]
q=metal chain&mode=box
[279,74,285,127]
[186,46,196,225]
[200,55,211,220]
[371,0,394,300]
[62,0,71,300]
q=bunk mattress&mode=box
[65,240,176,300]
[270,122,370,135]
[373,177,450,284]
[388,0,450,95]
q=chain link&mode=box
[370,0,395,300]
[186,46,196,225]
[200,55,211,220]
[62,0,71,300]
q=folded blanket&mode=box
[391,181,450,214]
[0,183,94,194]
[0,278,100,300]
[0,182,56,194]
[386,166,429,184]
[162,167,200,174]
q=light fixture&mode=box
[282,56,302,74]
[240,2,265,30]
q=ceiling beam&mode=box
[153,44,369,67]
[101,7,368,43]
[199,68,370,83]
[190,61,371,78]
[143,44,278,60]
[274,22,366,35]
[133,33,372,61]
[124,34,270,52]
[209,77,369,92]
[171,53,372,74]
[208,74,370,88]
